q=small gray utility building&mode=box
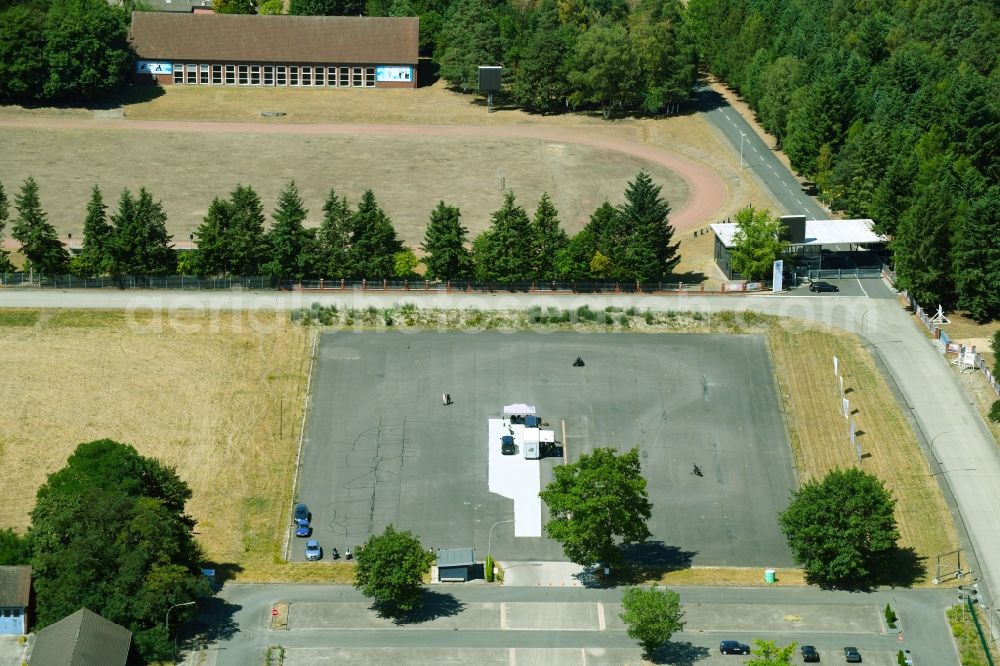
[436,548,476,582]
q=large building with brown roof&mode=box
[129,13,419,89]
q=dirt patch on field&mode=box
[0,309,311,576]
[0,78,780,265]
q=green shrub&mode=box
[885,603,897,628]
[625,306,639,316]
[576,305,597,321]
[989,400,1000,424]
[644,310,655,325]
[485,554,495,582]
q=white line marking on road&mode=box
[857,278,870,299]
[598,602,606,631]
[501,602,508,630]
[582,648,588,666]
[509,647,516,666]
[796,199,804,206]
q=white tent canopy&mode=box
[503,403,536,417]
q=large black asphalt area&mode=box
[294,331,796,568]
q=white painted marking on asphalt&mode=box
[796,199,804,206]
[509,647,516,666]
[501,602,509,630]
[582,648,588,666]
[598,602,606,631]
[857,278,870,299]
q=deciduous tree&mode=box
[28,439,211,662]
[11,176,69,276]
[747,639,797,665]
[421,201,471,280]
[289,0,363,15]
[568,22,639,119]
[728,206,785,280]
[42,0,130,100]
[539,447,651,568]
[0,528,29,565]
[779,468,899,588]
[619,586,685,658]
[354,525,435,616]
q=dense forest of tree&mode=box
[686,0,1000,320]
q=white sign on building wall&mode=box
[136,61,173,74]
[375,66,412,82]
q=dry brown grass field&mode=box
[0,80,782,255]
[0,308,315,581]
[769,323,960,584]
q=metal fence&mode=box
[902,290,1000,398]
[0,273,774,295]
[806,267,883,279]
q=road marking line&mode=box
[501,602,508,630]
[857,278,869,298]
[582,648,588,666]
[509,647,516,666]
[598,602,606,631]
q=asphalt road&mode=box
[188,583,960,666]
[694,84,829,221]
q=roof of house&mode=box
[436,548,476,567]
[710,219,886,249]
[0,566,31,607]
[29,608,132,666]
[130,12,420,64]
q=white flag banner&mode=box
[850,419,856,444]
[839,375,844,396]
[833,356,839,376]
[856,443,863,463]
[842,398,850,418]
[772,260,783,293]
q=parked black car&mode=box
[843,646,862,663]
[501,435,516,455]
[801,645,820,662]
[720,640,751,655]
[809,281,840,292]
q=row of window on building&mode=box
[172,63,377,87]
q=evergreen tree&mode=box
[226,184,268,276]
[348,190,403,279]
[191,197,233,276]
[11,176,69,276]
[421,200,471,281]
[0,181,14,273]
[289,0,363,15]
[530,193,568,280]
[263,181,314,280]
[954,186,1000,322]
[613,171,679,282]
[471,191,534,282]
[438,0,502,92]
[108,187,176,276]
[513,4,575,113]
[316,189,352,279]
[73,184,113,277]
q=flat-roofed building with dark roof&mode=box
[129,13,418,89]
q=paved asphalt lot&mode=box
[789,277,895,299]
[186,584,960,666]
[295,332,795,567]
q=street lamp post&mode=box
[487,519,515,558]
[165,601,196,663]
[739,130,747,169]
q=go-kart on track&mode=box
[0,116,727,235]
